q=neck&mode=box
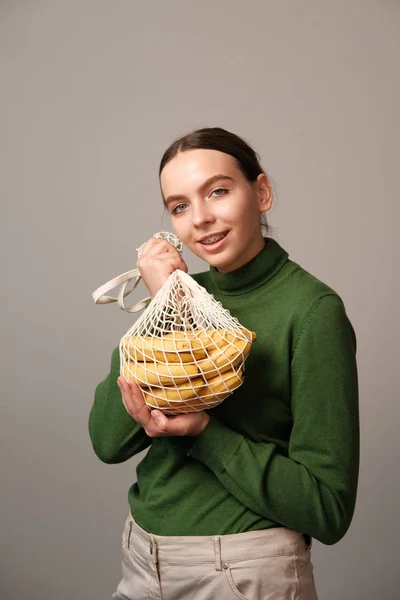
[209,237,289,295]
[217,235,267,274]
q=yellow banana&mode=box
[161,329,228,352]
[193,328,256,354]
[197,338,252,379]
[165,328,255,351]
[123,327,255,367]
[240,327,257,342]
[143,376,205,404]
[122,361,199,387]
[192,328,255,350]
[145,396,208,415]
[145,368,243,412]
[201,368,243,401]
[138,334,205,353]
[123,338,206,363]
[187,329,226,348]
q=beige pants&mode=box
[112,514,318,600]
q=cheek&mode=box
[222,198,256,224]
[171,217,190,244]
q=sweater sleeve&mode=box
[187,294,360,545]
[89,346,152,463]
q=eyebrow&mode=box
[164,174,235,207]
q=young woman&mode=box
[89,127,359,600]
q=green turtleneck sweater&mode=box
[89,238,359,545]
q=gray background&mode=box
[1,1,399,599]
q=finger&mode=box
[147,253,187,271]
[137,251,183,276]
[118,378,168,438]
[128,381,152,425]
[117,376,135,415]
[118,377,151,427]
[136,255,186,284]
[138,250,182,272]
[140,238,179,259]
[150,410,197,436]
[150,410,172,433]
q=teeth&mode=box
[201,233,227,245]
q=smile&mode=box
[199,231,229,245]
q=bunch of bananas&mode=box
[121,328,256,414]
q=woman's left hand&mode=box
[117,376,210,437]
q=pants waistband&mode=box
[125,514,309,568]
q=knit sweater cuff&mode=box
[187,416,243,473]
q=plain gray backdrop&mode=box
[1,1,399,599]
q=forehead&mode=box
[160,149,243,195]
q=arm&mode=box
[188,294,360,545]
[89,346,152,463]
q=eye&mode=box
[211,188,228,197]
[171,203,188,215]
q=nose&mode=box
[192,200,215,228]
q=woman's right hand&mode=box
[137,237,188,298]
[117,377,210,437]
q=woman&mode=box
[89,127,359,600]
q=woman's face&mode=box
[160,149,272,273]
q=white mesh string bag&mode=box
[92,232,256,415]
[119,269,256,415]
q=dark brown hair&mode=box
[159,127,272,234]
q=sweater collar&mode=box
[208,237,289,295]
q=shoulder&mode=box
[283,260,356,347]
[286,257,337,297]
[268,256,356,350]
[282,258,345,311]
[189,259,347,314]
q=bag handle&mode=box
[91,232,183,313]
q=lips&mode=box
[199,231,229,245]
